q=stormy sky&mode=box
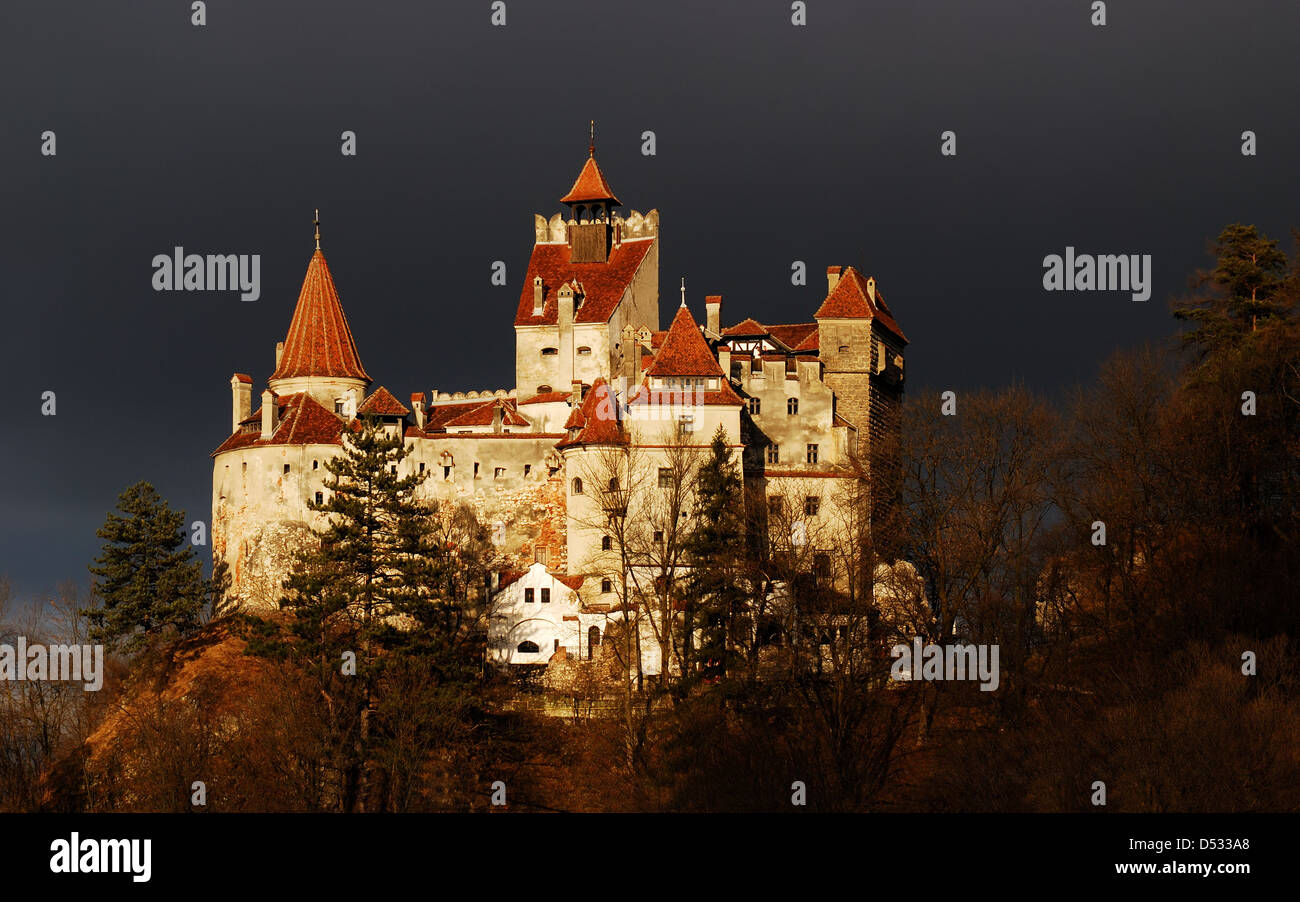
[2,0,1298,601]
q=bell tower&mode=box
[561,122,621,264]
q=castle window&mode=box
[537,385,552,394]
[804,496,820,517]
[418,462,425,474]
[443,466,452,480]
[283,464,291,474]
[577,346,592,356]
[768,496,783,515]
[540,588,550,603]
[659,468,673,488]
[750,356,763,374]
[806,443,819,464]
[473,462,480,477]
[602,535,612,550]
[587,626,601,659]
[523,464,531,477]
[315,492,324,506]
[601,578,613,593]
[312,460,318,470]
[814,553,832,580]
[541,347,558,357]
[525,589,535,603]
[678,414,695,435]
[391,465,397,474]
[767,445,780,464]
[839,345,850,353]
[608,477,619,492]
[494,467,506,479]
[572,477,584,495]
[517,641,540,654]
[653,530,665,543]
[335,400,345,414]
[747,397,761,415]
[787,398,799,415]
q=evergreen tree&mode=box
[1174,223,1291,357]
[246,416,481,811]
[684,426,747,683]
[85,481,209,653]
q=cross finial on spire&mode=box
[314,209,320,250]
[589,119,595,157]
[680,277,686,307]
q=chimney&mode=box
[343,389,358,420]
[705,295,722,336]
[492,402,504,434]
[558,282,575,329]
[532,277,544,314]
[718,345,731,377]
[827,266,844,294]
[231,374,252,433]
[275,341,285,369]
[571,380,584,405]
[866,276,877,302]
[260,389,278,439]
[410,392,426,430]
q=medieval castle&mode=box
[211,140,907,672]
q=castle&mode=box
[211,139,907,672]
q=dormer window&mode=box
[537,385,552,394]
[541,347,558,357]
[577,346,592,356]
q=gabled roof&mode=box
[645,304,724,377]
[556,379,626,448]
[766,322,819,350]
[270,250,371,382]
[357,386,410,417]
[560,154,620,205]
[721,317,768,337]
[441,399,530,429]
[814,266,907,342]
[212,392,346,455]
[515,238,654,326]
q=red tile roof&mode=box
[814,266,907,342]
[646,304,724,377]
[441,399,529,429]
[560,154,620,205]
[557,379,626,448]
[519,391,573,405]
[721,318,767,337]
[212,392,346,455]
[357,386,410,417]
[794,330,819,352]
[270,250,371,382]
[514,238,654,326]
[232,372,253,384]
[766,322,819,350]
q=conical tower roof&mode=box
[270,249,371,382]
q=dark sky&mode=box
[3,0,1298,601]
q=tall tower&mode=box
[815,265,907,458]
[514,128,661,398]
[267,215,371,412]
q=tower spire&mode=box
[314,208,320,250]
[589,119,595,157]
[680,277,686,307]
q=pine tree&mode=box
[684,426,747,683]
[247,416,482,811]
[85,481,209,653]
[1174,223,1291,358]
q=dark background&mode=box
[2,0,1297,602]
